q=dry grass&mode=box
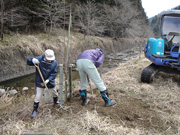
[0,93,13,111]
[76,110,144,135]
[102,54,180,134]
[1,53,180,135]
[16,35,46,56]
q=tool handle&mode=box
[87,75,92,89]
[34,63,48,90]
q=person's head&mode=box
[96,48,103,53]
[44,49,55,62]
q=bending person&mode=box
[76,48,116,107]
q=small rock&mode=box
[106,55,114,59]
[9,89,18,96]
[0,89,5,96]
[31,87,35,90]
[122,57,130,61]
[22,87,29,91]
[116,52,124,56]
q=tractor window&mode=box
[162,16,180,43]
[162,16,180,35]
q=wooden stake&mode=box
[59,64,63,107]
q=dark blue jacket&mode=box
[77,49,104,68]
[27,55,57,88]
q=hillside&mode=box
[1,0,150,39]
[0,0,153,82]
[0,30,147,83]
[1,55,180,134]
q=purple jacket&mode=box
[77,49,104,68]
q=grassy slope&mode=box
[1,54,180,135]
[0,29,146,83]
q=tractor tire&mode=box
[141,63,159,83]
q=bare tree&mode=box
[39,0,68,38]
[103,0,148,38]
[103,5,125,38]
[74,0,146,39]
[6,7,29,27]
[0,0,33,34]
[2,0,67,35]
[74,0,105,38]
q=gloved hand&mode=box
[44,79,49,84]
[32,58,39,64]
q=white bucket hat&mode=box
[45,49,55,61]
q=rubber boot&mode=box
[31,102,39,118]
[53,97,60,105]
[79,90,88,106]
[100,90,116,107]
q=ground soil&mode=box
[73,89,174,131]
[18,88,172,134]
[67,90,169,131]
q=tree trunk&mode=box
[11,10,14,28]
[1,0,4,41]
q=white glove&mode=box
[32,58,39,64]
[44,79,49,84]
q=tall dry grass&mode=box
[0,93,13,111]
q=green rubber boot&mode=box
[100,90,116,107]
[79,90,89,106]
[31,102,39,118]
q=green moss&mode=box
[129,90,136,96]
[72,83,76,87]
[3,35,18,44]
[93,40,99,46]
[134,56,144,64]
[96,90,100,94]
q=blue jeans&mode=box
[76,59,106,91]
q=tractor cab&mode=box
[141,10,180,83]
[161,11,180,53]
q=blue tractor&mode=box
[141,10,180,83]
